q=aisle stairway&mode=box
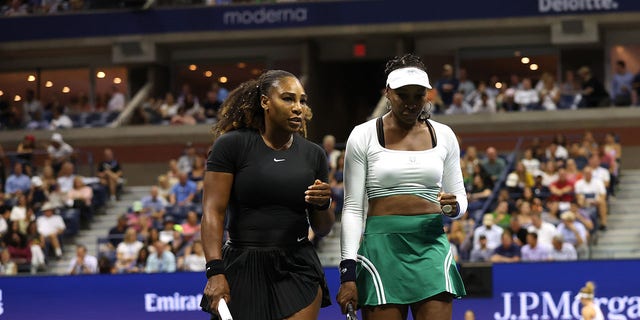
[591,169,640,259]
[48,186,150,275]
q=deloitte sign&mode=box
[539,0,619,13]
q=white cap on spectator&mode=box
[41,202,57,211]
[51,133,64,143]
[31,176,43,187]
[386,67,432,89]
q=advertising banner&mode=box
[0,260,639,319]
[2,0,640,43]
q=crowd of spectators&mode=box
[0,132,119,275]
[447,130,621,264]
[93,141,207,275]
[1,0,297,16]
[431,61,640,115]
[3,59,639,132]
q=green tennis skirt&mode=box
[356,214,466,306]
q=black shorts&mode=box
[201,240,331,320]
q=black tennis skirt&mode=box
[201,240,331,320]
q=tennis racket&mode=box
[346,302,358,320]
[218,298,233,320]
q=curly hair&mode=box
[384,53,427,76]
[211,70,312,139]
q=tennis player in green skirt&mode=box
[336,54,468,320]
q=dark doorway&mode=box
[309,60,386,143]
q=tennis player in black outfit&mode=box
[201,70,335,320]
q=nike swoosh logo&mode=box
[274,158,286,162]
[297,236,306,242]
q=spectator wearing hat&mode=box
[36,202,66,258]
[28,176,48,213]
[557,210,589,259]
[469,234,492,262]
[472,214,504,252]
[47,133,74,175]
[126,201,151,234]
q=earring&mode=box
[418,102,433,122]
[386,99,391,110]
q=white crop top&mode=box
[340,117,468,261]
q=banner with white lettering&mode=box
[1,0,640,42]
[0,261,638,319]
[453,260,640,320]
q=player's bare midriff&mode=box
[368,195,442,216]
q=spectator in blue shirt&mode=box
[611,60,634,106]
[141,185,168,229]
[145,240,176,273]
[5,163,31,198]
[490,230,521,263]
[169,172,197,206]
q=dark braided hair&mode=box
[212,70,312,139]
[384,53,431,121]
[384,53,427,77]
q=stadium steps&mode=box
[47,186,150,275]
[591,169,640,260]
[317,221,341,267]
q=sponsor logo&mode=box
[144,292,203,312]
[539,0,619,13]
[223,7,308,25]
[274,158,286,162]
[495,290,640,320]
[297,236,307,242]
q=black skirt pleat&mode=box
[201,241,331,320]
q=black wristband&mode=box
[339,259,357,283]
[314,198,332,211]
[205,259,224,279]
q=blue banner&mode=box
[0,260,639,319]
[1,0,640,43]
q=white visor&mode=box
[575,292,594,300]
[386,67,432,89]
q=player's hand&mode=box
[305,179,331,208]
[203,274,230,314]
[336,281,358,314]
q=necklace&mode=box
[262,134,293,151]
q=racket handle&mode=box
[346,302,358,320]
[218,298,233,320]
